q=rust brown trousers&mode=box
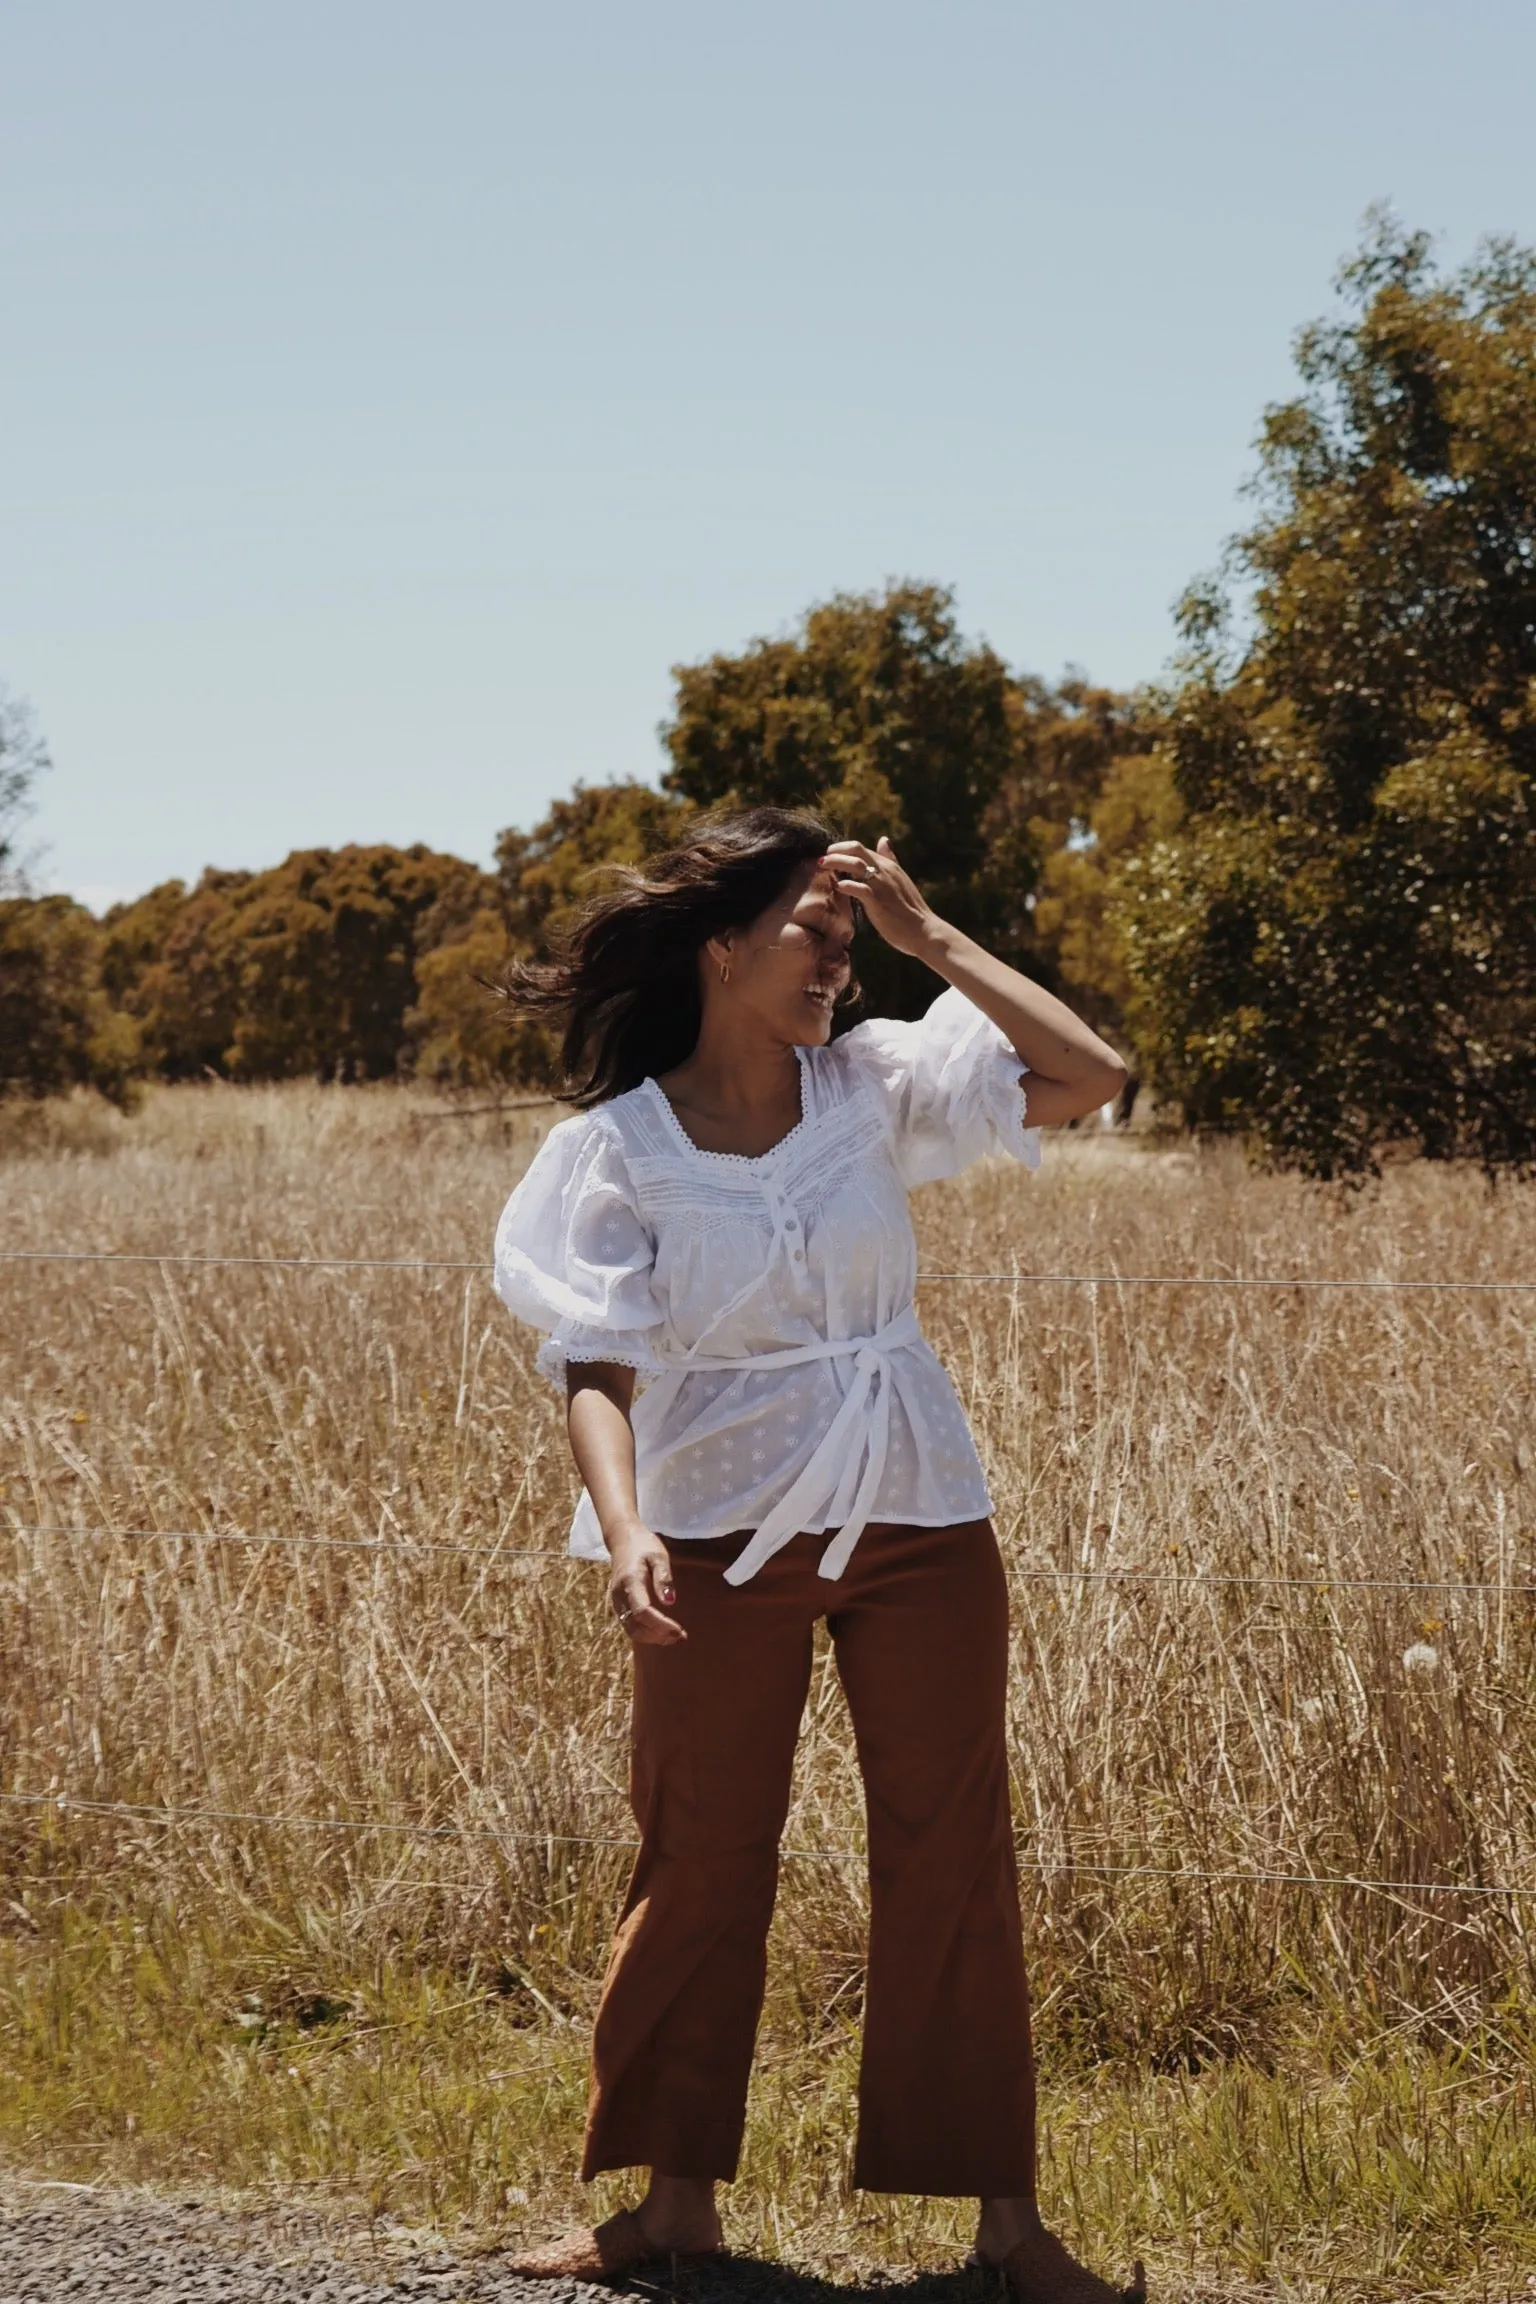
[581,1516,1037,2198]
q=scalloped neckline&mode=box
[644,1046,811,1167]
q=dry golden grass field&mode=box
[3,1084,1536,2299]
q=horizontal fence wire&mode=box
[3,1249,487,1273]
[5,1521,1536,1599]
[2,1789,1530,1901]
[10,1246,1534,1913]
[4,1247,1536,1291]
[5,1521,548,1561]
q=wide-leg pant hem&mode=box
[852,2159,1036,2199]
[580,2144,744,2183]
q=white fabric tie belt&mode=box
[658,1305,924,1587]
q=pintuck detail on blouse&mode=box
[493,987,1040,1583]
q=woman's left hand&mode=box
[823,837,939,958]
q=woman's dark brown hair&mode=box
[501,805,843,1106]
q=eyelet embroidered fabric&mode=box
[493,987,1041,1583]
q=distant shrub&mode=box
[102,845,500,1083]
[0,895,140,1107]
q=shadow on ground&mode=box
[585,2259,994,2304]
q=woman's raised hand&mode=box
[608,1528,686,1646]
[823,837,938,958]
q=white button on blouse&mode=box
[493,987,1041,1584]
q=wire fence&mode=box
[8,1238,1535,1917]
[6,1520,545,1561]
[5,1244,1536,1291]
[5,1519,1535,1599]
[3,1788,1530,1902]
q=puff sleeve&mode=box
[493,1110,666,1389]
[837,985,1042,1187]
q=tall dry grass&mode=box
[3,1083,1535,2287]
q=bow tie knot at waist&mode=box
[658,1307,924,1587]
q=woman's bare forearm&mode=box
[917,917,1127,1109]
[824,838,1127,1121]
[566,1365,682,1644]
[566,1365,646,1547]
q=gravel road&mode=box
[2,2181,1511,2301]
[0,2183,988,2304]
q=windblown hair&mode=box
[502,805,841,1106]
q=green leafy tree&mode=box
[494,780,693,949]
[404,908,550,1089]
[0,897,139,1104]
[660,582,1025,1014]
[104,847,496,1082]
[437,781,696,1089]
[1113,214,1536,1177]
[1033,749,1181,1033]
[0,689,139,1105]
[990,678,1159,1031]
[215,845,492,1080]
[101,873,251,1077]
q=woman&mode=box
[493,807,1143,2304]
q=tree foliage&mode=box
[405,906,537,1089]
[0,896,138,1104]
[1032,749,1180,1035]
[0,686,50,893]
[101,872,252,1078]
[660,582,1140,1017]
[494,780,693,949]
[103,846,495,1082]
[19,217,1536,1155]
[0,691,140,1107]
[5,605,1146,1104]
[411,780,700,1091]
[1113,214,1536,1177]
[662,582,1017,1014]
[993,680,1159,1032]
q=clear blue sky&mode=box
[5,0,1535,912]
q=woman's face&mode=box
[711,858,856,1046]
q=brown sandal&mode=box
[505,2207,726,2281]
[998,2228,1146,2304]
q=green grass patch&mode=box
[4,1907,1536,2295]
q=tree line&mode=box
[0,642,1147,1104]
[4,214,1533,1180]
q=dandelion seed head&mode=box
[1402,1642,1439,1677]
[1299,1696,1326,1724]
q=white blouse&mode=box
[493,987,1040,1586]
